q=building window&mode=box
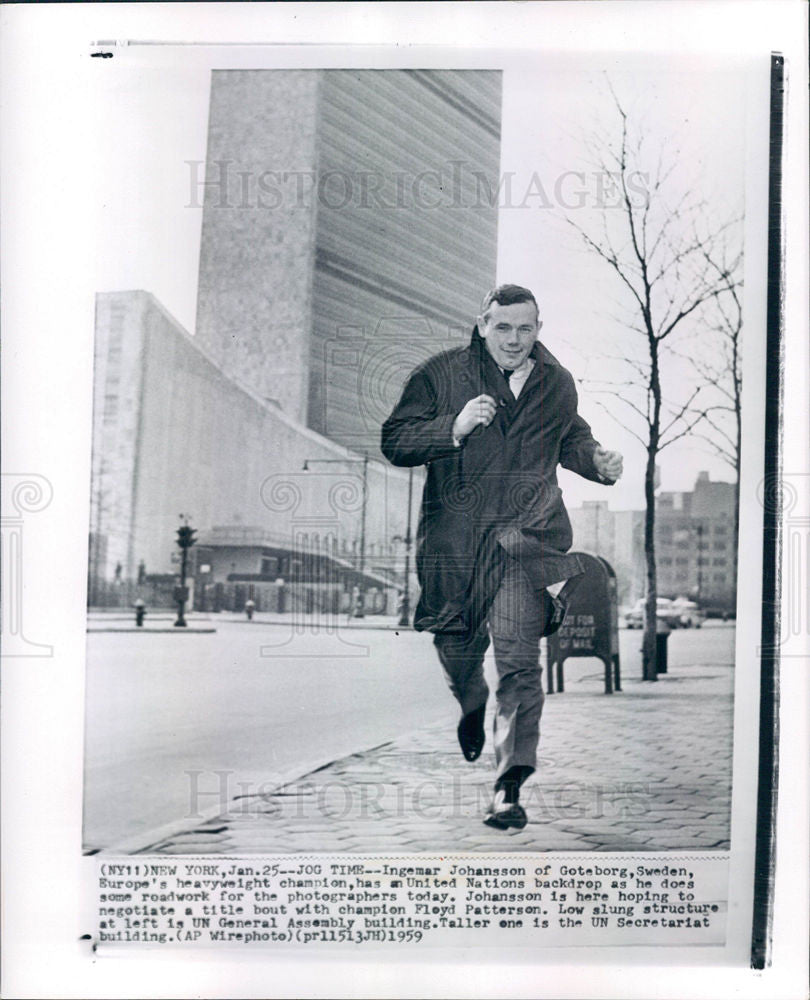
[714,542,726,550]
[698,557,710,567]
[698,541,710,550]
[713,558,726,567]
[675,557,689,565]
[660,557,673,566]
[714,525,727,535]
[261,557,279,577]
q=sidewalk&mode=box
[87,612,216,633]
[140,657,733,855]
[86,611,404,633]
[215,611,406,631]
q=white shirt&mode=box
[500,358,535,399]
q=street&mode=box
[84,621,454,850]
[83,619,734,852]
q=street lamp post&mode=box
[357,453,368,617]
[399,468,414,626]
[303,453,369,618]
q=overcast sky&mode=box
[93,52,750,510]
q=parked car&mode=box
[624,597,686,629]
[670,598,705,628]
[656,598,686,629]
[624,601,644,628]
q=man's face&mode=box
[478,300,541,370]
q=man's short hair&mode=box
[479,284,538,320]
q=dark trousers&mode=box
[433,557,551,782]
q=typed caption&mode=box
[95,855,728,949]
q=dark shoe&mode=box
[483,802,528,831]
[543,575,584,637]
[457,704,486,762]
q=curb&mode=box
[88,619,411,634]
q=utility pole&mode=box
[398,467,414,627]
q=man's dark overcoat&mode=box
[381,326,610,634]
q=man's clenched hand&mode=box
[593,446,623,482]
[453,394,497,441]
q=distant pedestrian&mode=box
[382,284,623,830]
[348,584,362,621]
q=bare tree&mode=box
[683,248,743,577]
[566,83,743,679]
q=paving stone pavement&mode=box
[141,657,733,856]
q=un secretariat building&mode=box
[90,70,502,599]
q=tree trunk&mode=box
[642,445,658,681]
[642,330,662,681]
[732,376,742,611]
